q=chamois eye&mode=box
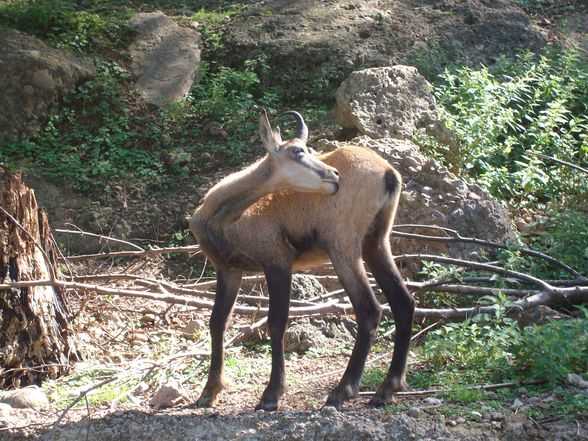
[291,147,304,157]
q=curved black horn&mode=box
[282,111,308,143]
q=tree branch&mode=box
[392,224,583,279]
[528,151,588,175]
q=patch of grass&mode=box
[44,363,143,408]
[440,386,486,404]
[0,0,130,53]
[409,40,467,81]
[0,60,171,193]
[361,366,385,390]
[384,403,410,413]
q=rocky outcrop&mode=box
[334,66,440,140]
[128,12,201,107]
[317,137,516,272]
[284,317,356,355]
[220,0,546,99]
[0,27,96,144]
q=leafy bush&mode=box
[190,55,282,164]
[511,307,588,384]
[417,305,588,390]
[417,45,588,206]
[525,207,588,277]
[423,311,520,383]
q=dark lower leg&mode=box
[256,266,291,411]
[326,256,382,409]
[197,268,242,407]
[365,244,415,404]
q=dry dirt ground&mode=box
[1,256,587,441]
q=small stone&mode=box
[321,405,340,415]
[130,332,149,343]
[149,379,188,408]
[143,313,158,324]
[567,373,588,389]
[179,320,205,339]
[511,398,524,409]
[470,411,482,419]
[0,386,49,409]
[448,419,457,426]
[491,412,504,421]
[0,403,12,417]
[456,417,466,424]
[422,397,442,406]
[407,407,421,418]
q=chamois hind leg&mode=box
[325,251,382,409]
[196,267,243,407]
[363,235,415,405]
[256,265,292,411]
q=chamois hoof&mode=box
[325,383,358,409]
[255,400,279,412]
[370,378,409,405]
[195,394,217,408]
[368,394,392,407]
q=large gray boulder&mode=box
[0,28,96,144]
[334,66,442,140]
[317,137,516,273]
[128,12,201,107]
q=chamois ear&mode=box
[259,109,282,153]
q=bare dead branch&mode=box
[56,225,144,251]
[392,224,583,279]
[63,245,201,262]
[359,379,546,397]
[395,254,554,291]
[3,276,587,323]
[528,151,588,176]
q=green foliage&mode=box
[410,306,588,399]
[190,55,282,164]
[0,0,128,52]
[409,40,466,81]
[510,307,588,384]
[440,386,486,404]
[526,207,588,276]
[423,312,520,383]
[185,6,245,56]
[0,61,171,193]
[417,45,588,206]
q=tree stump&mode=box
[0,169,80,388]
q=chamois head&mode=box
[259,109,340,195]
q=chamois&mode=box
[190,109,415,411]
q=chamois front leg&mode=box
[256,265,292,411]
[196,267,243,408]
[363,239,415,405]
[325,253,382,409]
